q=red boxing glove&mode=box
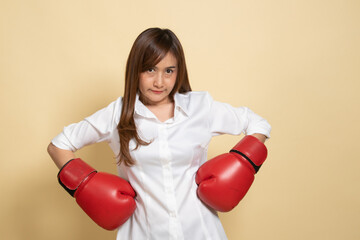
[58,158,136,230]
[195,135,267,212]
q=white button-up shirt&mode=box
[52,91,271,240]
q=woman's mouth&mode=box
[151,90,164,94]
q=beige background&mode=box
[1,0,359,239]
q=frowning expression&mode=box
[139,52,177,106]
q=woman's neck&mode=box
[145,101,175,122]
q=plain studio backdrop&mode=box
[1,0,359,239]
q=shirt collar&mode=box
[134,92,189,119]
[173,92,189,117]
[134,94,155,119]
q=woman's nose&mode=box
[153,73,164,87]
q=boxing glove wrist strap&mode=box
[230,149,262,173]
[58,158,97,197]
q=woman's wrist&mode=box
[250,133,267,143]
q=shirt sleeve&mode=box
[51,97,122,152]
[207,93,271,138]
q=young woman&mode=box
[48,28,271,240]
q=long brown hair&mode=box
[117,28,191,166]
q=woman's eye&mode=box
[147,68,155,73]
[166,69,173,74]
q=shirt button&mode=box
[170,211,176,218]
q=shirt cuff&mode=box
[51,132,78,152]
[246,128,271,139]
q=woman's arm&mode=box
[251,133,267,143]
[47,143,76,169]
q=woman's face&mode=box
[139,52,178,106]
